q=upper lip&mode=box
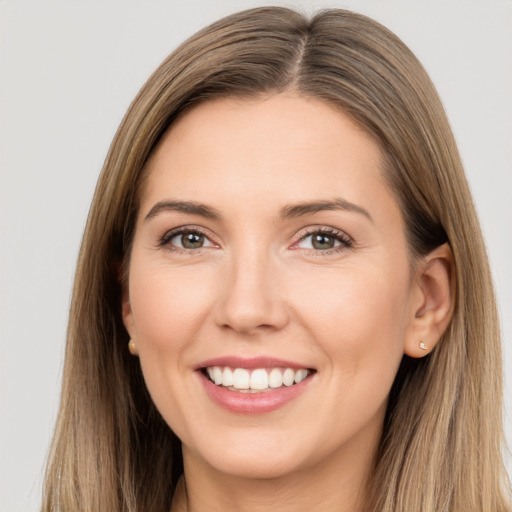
[195,356,314,371]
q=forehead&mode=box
[140,93,393,219]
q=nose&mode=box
[214,249,289,335]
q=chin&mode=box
[207,451,306,480]
[183,429,315,480]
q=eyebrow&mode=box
[144,197,372,223]
[280,198,373,222]
[144,200,222,221]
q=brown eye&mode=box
[180,232,205,249]
[294,228,352,254]
[164,230,215,250]
[311,234,336,250]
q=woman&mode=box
[41,7,510,512]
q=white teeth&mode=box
[206,366,311,391]
[282,368,295,387]
[250,369,269,390]
[268,368,283,388]
[295,369,308,384]
[222,367,234,387]
[213,366,223,385]
[233,368,250,389]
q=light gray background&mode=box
[1,1,511,511]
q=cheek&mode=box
[291,260,411,383]
[129,262,213,355]
[126,259,216,420]
[288,265,410,449]
[127,261,218,435]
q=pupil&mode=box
[182,233,204,249]
[312,234,334,250]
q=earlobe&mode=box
[404,243,456,358]
[122,294,140,357]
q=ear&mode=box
[122,287,139,356]
[404,243,456,358]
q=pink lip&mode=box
[196,368,315,415]
[195,356,313,371]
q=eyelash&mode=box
[294,227,353,255]
[159,226,214,253]
[158,226,354,256]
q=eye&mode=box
[293,228,352,253]
[160,228,216,251]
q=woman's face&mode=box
[123,94,422,479]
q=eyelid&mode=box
[159,225,219,251]
[290,225,354,253]
[157,223,354,254]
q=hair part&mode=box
[42,7,510,512]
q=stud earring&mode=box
[419,341,428,351]
[128,339,138,356]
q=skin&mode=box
[122,93,454,512]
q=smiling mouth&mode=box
[202,366,314,393]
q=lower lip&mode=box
[198,371,314,414]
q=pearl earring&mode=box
[419,341,428,351]
[128,339,138,355]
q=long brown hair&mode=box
[42,7,510,511]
